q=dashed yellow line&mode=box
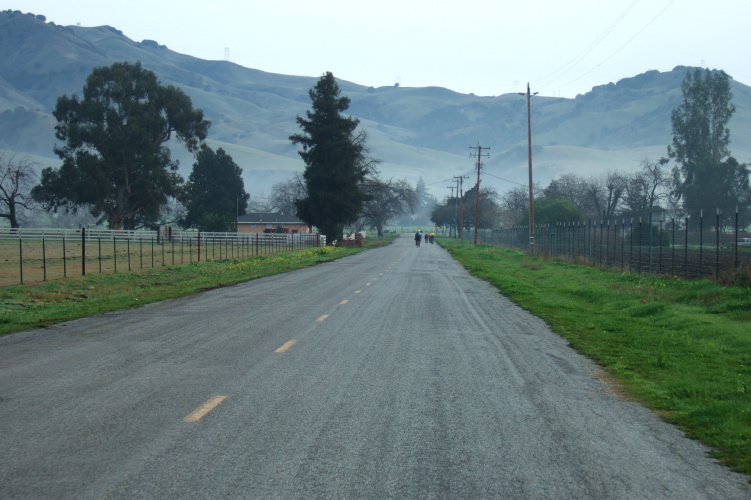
[355,290,362,294]
[275,340,297,353]
[340,300,349,304]
[366,283,372,286]
[184,396,227,422]
[316,315,329,322]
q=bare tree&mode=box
[357,176,417,236]
[0,152,38,228]
[499,184,544,226]
[622,158,672,218]
[269,173,307,215]
[583,172,626,220]
[543,173,590,210]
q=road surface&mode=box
[1,235,748,498]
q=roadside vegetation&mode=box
[0,235,396,336]
[439,238,751,477]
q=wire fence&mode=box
[468,209,751,282]
[0,228,322,286]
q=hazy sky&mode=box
[6,1,751,98]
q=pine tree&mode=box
[668,68,750,216]
[290,72,368,244]
[182,145,249,231]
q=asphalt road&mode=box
[1,234,749,499]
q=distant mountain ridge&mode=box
[2,9,751,196]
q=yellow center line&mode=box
[366,283,372,286]
[354,290,362,294]
[184,396,227,422]
[316,314,329,322]
[340,300,349,304]
[275,340,297,353]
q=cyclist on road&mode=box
[414,230,422,248]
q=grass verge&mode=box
[439,238,751,477]
[0,236,396,337]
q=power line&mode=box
[559,0,676,90]
[427,177,455,186]
[483,171,527,187]
[536,0,639,92]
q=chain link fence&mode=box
[470,209,751,282]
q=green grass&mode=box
[439,238,751,477]
[0,236,396,336]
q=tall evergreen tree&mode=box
[182,145,249,231]
[668,68,750,215]
[290,72,369,244]
[32,62,209,229]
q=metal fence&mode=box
[469,209,751,281]
[0,228,322,286]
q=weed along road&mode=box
[0,235,748,498]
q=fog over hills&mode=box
[2,9,751,200]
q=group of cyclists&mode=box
[414,229,435,247]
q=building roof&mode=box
[237,213,306,224]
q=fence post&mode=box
[671,218,675,276]
[621,219,625,272]
[716,209,720,279]
[735,208,740,269]
[648,212,653,276]
[606,221,610,267]
[684,217,689,280]
[82,227,86,276]
[198,232,201,262]
[43,237,47,281]
[699,210,704,277]
[629,219,634,274]
[659,218,664,274]
[19,238,23,284]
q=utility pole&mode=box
[454,175,469,240]
[469,144,490,245]
[446,185,456,237]
[519,83,538,254]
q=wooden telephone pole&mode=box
[519,83,538,254]
[446,184,456,237]
[454,175,469,240]
[469,144,490,244]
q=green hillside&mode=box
[2,9,750,198]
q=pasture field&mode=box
[439,238,751,477]
[0,231,319,287]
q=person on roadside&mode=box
[414,230,422,248]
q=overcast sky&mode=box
[7,0,751,98]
